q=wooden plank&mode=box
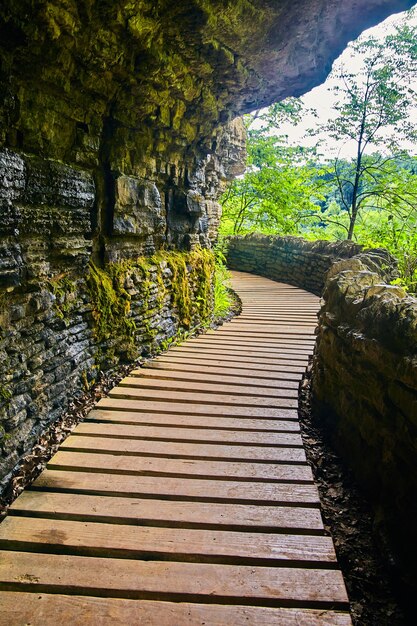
[184,337,315,350]
[226,320,315,330]
[237,316,315,321]
[225,326,315,335]
[185,334,316,346]
[9,491,324,531]
[146,360,303,380]
[0,551,350,606]
[74,422,304,446]
[47,451,313,482]
[61,435,307,463]
[204,330,316,343]
[153,353,308,370]
[170,344,311,357]
[87,409,301,431]
[0,593,353,626]
[132,367,300,389]
[0,516,337,564]
[108,385,299,409]
[33,470,319,504]
[148,359,305,378]
[205,324,314,334]
[120,376,299,398]
[169,346,311,360]
[96,397,300,419]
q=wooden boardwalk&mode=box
[0,271,352,625]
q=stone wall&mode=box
[227,233,417,582]
[0,246,215,489]
[227,233,364,295]
[313,255,417,582]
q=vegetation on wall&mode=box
[85,248,217,355]
[220,16,417,292]
[213,244,233,318]
[86,262,136,345]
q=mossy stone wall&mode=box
[0,247,215,490]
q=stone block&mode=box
[113,175,165,237]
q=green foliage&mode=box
[48,274,77,319]
[221,103,322,236]
[86,261,137,356]
[213,244,233,318]
[0,385,11,401]
[165,248,215,328]
[311,22,417,239]
[86,248,217,361]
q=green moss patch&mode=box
[85,247,216,361]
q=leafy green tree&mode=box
[316,23,417,239]
[220,101,321,235]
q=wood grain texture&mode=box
[9,492,323,530]
[0,593,353,626]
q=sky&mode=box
[271,7,417,159]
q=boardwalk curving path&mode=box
[0,271,352,625]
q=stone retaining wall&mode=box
[313,254,417,581]
[226,234,364,295]
[227,233,417,583]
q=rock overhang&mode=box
[1,0,416,167]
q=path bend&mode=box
[0,271,352,625]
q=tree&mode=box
[316,23,417,239]
[220,101,321,235]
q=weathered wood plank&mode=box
[176,338,315,351]
[0,551,349,606]
[109,384,299,407]
[9,491,323,530]
[73,422,304,446]
[33,470,319,504]
[154,353,308,369]
[224,322,315,332]
[87,409,301,431]
[203,330,316,343]
[120,375,299,398]
[178,340,314,355]
[96,397,300,419]
[107,389,299,409]
[0,516,337,564]
[167,347,310,365]
[132,367,300,389]
[62,435,306,462]
[47,451,313,482]
[0,593,353,626]
[148,359,305,378]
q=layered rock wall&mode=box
[313,255,417,579]
[0,247,215,488]
[227,233,417,579]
